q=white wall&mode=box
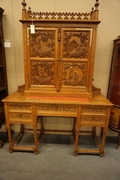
[0,0,120,133]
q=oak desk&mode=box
[3,90,112,156]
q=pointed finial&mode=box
[91,7,94,12]
[21,0,27,9]
[95,0,99,10]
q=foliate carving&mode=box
[31,61,54,85]
[81,116,105,123]
[63,62,87,86]
[63,31,89,58]
[82,107,106,114]
[31,31,55,58]
[9,104,32,111]
[37,105,77,113]
[9,113,32,121]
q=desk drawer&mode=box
[9,112,33,123]
[81,115,106,126]
[82,106,107,114]
[37,104,77,116]
[9,103,32,112]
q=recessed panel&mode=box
[30,29,56,58]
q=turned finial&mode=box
[21,0,27,19]
[95,0,99,10]
[21,0,27,9]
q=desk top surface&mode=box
[2,90,113,106]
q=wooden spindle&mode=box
[21,0,27,19]
[90,7,94,20]
[94,0,99,20]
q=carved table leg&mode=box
[74,147,78,156]
[20,124,24,134]
[34,129,39,155]
[74,130,79,156]
[100,148,104,157]
[74,108,81,156]
[33,123,39,155]
[9,143,13,153]
[7,125,13,153]
[72,118,76,141]
[100,129,107,157]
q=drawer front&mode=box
[81,115,106,126]
[9,103,32,112]
[82,106,107,114]
[9,112,32,123]
[37,104,77,116]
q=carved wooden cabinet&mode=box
[2,0,113,156]
[0,8,8,147]
[107,36,120,149]
[20,1,100,98]
[28,27,93,96]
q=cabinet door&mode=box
[25,26,93,97]
[60,28,93,94]
[27,27,58,91]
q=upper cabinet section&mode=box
[20,0,100,98]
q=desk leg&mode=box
[74,130,79,156]
[100,108,111,156]
[33,128,38,155]
[100,128,107,157]
[7,125,13,153]
[33,113,39,155]
[72,117,76,141]
[74,107,81,156]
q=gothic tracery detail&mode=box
[9,104,32,111]
[37,105,77,113]
[82,107,107,113]
[81,116,105,123]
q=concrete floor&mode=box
[0,132,120,180]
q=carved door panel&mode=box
[28,28,58,90]
[60,28,93,93]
